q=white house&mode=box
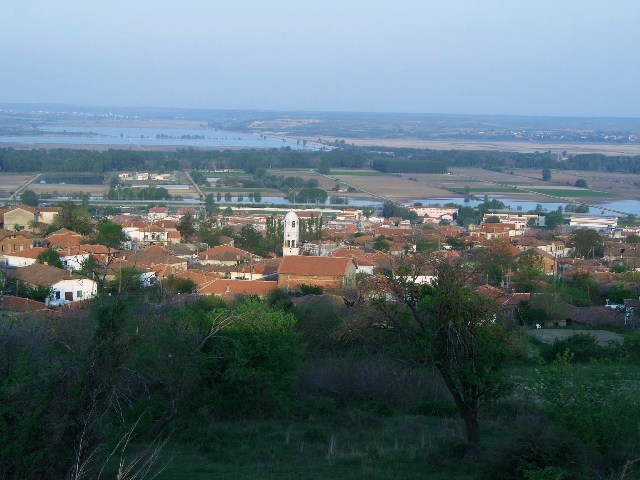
[3,247,47,268]
[7,264,97,306]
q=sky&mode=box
[1,0,639,117]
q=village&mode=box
[1,199,638,329]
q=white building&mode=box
[283,211,300,256]
[569,215,618,230]
[7,264,97,306]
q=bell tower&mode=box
[283,210,300,256]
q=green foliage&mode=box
[51,201,93,235]
[299,284,323,295]
[543,211,565,229]
[574,179,588,188]
[287,187,328,204]
[485,215,501,223]
[541,167,551,181]
[570,228,605,258]
[540,334,604,363]
[534,361,640,458]
[234,224,269,256]
[206,301,303,417]
[382,201,419,221]
[480,420,590,480]
[92,218,124,248]
[106,267,143,294]
[607,283,634,304]
[177,212,196,240]
[373,235,391,252]
[35,248,63,268]
[165,275,197,294]
[457,206,479,227]
[626,233,640,243]
[20,189,38,206]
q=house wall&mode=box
[3,255,37,268]
[0,235,32,255]
[61,254,90,271]
[4,210,34,230]
[49,278,97,305]
[277,263,356,290]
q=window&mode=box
[1,245,4,252]
[291,221,295,228]
[77,291,83,298]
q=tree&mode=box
[421,262,517,459]
[177,213,196,241]
[627,234,640,244]
[574,179,588,188]
[373,235,390,252]
[235,225,267,256]
[340,258,518,459]
[20,189,38,206]
[35,249,63,268]
[542,168,552,181]
[570,228,604,258]
[204,193,218,215]
[485,216,501,223]
[51,201,93,235]
[92,218,123,249]
[544,211,565,229]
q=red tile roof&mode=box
[278,256,355,276]
[198,279,277,297]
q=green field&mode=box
[158,417,473,480]
[527,188,612,198]
[451,186,521,194]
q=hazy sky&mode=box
[1,0,639,116]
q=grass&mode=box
[157,416,474,480]
[451,187,520,194]
[527,188,612,198]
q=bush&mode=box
[533,361,640,462]
[541,333,603,363]
[208,300,304,417]
[480,420,590,480]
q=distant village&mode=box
[1,199,639,328]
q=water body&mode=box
[408,197,640,216]
[228,196,381,207]
[0,126,324,150]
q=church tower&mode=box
[283,210,300,256]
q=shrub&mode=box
[480,420,590,480]
[208,300,303,417]
[541,333,603,363]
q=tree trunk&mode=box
[436,365,481,460]
[461,407,480,461]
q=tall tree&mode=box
[92,219,124,249]
[340,257,518,459]
[570,228,604,258]
[20,189,38,206]
[51,201,92,235]
[177,213,196,241]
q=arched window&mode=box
[291,221,296,228]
